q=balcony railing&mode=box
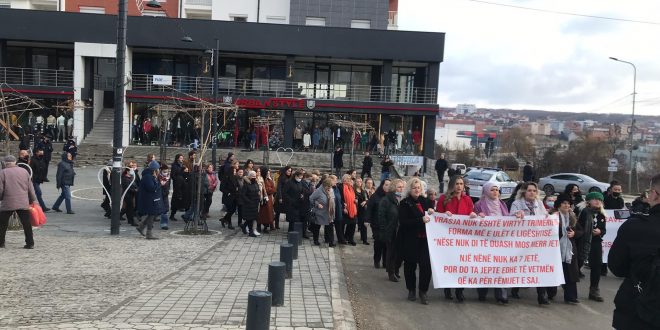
[185,0,212,6]
[0,67,74,88]
[131,74,438,104]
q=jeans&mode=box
[33,182,47,210]
[53,185,72,212]
[160,213,169,228]
[380,172,391,182]
[0,210,34,246]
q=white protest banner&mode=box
[426,213,564,288]
[602,210,627,263]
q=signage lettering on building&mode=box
[234,98,307,109]
[152,75,173,86]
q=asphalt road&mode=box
[340,241,621,330]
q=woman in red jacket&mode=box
[435,175,477,303]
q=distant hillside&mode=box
[482,108,659,124]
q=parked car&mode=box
[538,173,610,196]
[464,168,518,200]
[449,163,467,175]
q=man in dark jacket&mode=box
[367,179,391,269]
[30,149,49,212]
[52,152,75,214]
[602,181,625,276]
[333,147,344,177]
[609,173,660,330]
[434,153,448,193]
[361,151,373,179]
[523,161,534,182]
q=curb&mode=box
[329,246,357,330]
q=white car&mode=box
[464,169,518,199]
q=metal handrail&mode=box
[130,74,438,104]
[0,67,74,88]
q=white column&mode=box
[122,47,132,147]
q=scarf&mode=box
[558,211,573,264]
[343,184,357,218]
[326,189,335,221]
[524,199,537,215]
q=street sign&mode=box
[608,158,619,167]
[608,166,618,172]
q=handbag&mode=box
[30,202,47,226]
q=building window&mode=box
[143,10,167,17]
[79,6,105,14]
[0,1,10,9]
[231,15,248,22]
[266,15,286,24]
[305,17,326,26]
[350,19,371,29]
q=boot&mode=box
[444,288,453,300]
[388,272,399,282]
[136,221,145,237]
[419,291,428,305]
[145,229,159,240]
[589,287,604,302]
[408,290,416,301]
[455,289,465,303]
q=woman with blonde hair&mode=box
[435,175,477,302]
[398,177,435,304]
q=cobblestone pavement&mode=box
[0,167,354,330]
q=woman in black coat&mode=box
[240,171,261,237]
[554,194,583,304]
[367,179,391,268]
[284,170,306,231]
[171,165,192,221]
[398,177,435,305]
[274,166,292,229]
[220,166,239,229]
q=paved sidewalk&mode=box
[0,167,354,330]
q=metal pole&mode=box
[111,0,127,235]
[610,57,636,194]
[212,39,219,169]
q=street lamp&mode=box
[609,56,637,193]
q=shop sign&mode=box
[152,75,173,86]
[234,97,307,109]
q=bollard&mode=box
[246,290,272,330]
[268,261,286,307]
[280,243,294,279]
[293,222,304,243]
[288,231,299,260]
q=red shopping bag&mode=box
[30,203,47,227]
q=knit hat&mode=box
[148,160,160,170]
[585,191,604,202]
[554,193,572,209]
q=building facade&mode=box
[0,8,443,159]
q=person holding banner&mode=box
[398,177,435,304]
[509,182,554,305]
[554,194,582,304]
[473,182,510,304]
[378,179,405,283]
[435,175,477,302]
[577,192,607,302]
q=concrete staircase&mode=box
[83,108,115,145]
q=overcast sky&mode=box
[399,0,660,116]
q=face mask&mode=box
[295,178,302,182]
[546,201,555,209]
[573,191,580,196]
[612,192,621,198]
[129,169,135,176]
[394,192,403,198]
